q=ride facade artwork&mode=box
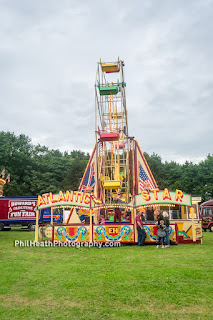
[35,59,202,245]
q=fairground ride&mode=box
[95,59,131,204]
[35,59,202,245]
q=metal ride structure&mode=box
[95,59,130,204]
[64,58,158,224]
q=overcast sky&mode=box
[0,0,212,164]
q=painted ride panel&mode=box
[143,224,177,243]
[93,224,134,242]
[38,223,180,244]
[174,220,202,243]
[54,225,90,242]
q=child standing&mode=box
[100,214,105,225]
[156,219,166,248]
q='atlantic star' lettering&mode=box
[38,190,101,208]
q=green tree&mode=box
[0,132,89,196]
[1,131,213,202]
[62,158,88,191]
[196,154,213,201]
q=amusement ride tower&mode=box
[72,58,158,216]
[95,59,131,203]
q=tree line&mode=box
[144,152,213,202]
[0,131,212,202]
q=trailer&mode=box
[200,199,213,232]
[0,197,62,231]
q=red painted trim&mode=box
[105,69,120,74]
[129,140,133,196]
[134,140,138,194]
[133,222,135,242]
[78,145,97,192]
[206,221,213,228]
[175,223,178,243]
[198,205,201,219]
[202,225,208,229]
[178,239,201,244]
[52,225,54,243]
[96,142,100,199]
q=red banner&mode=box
[8,199,37,220]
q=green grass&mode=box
[0,231,213,320]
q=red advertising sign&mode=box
[8,199,38,220]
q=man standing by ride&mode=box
[113,195,124,223]
[163,211,170,248]
[136,210,146,246]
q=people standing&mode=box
[146,206,154,222]
[156,219,166,248]
[136,211,146,246]
[163,211,170,248]
[113,195,124,223]
[100,214,105,225]
[123,208,131,223]
[156,210,164,223]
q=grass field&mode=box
[0,231,213,320]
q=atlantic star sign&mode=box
[38,191,92,209]
[135,189,191,207]
[38,189,191,210]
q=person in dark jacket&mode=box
[156,210,164,223]
[136,210,146,246]
[146,206,154,222]
[163,211,170,248]
[113,196,124,223]
[156,219,166,248]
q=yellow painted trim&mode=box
[35,210,39,242]
[0,178,6,184]
[190,207,196,242]
[134,207,137,242]
[63,207,65,223]
[89,208,92,242]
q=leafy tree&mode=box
[1,131,213,202]
[196,154,213,201]
[144,151,213,202]
[62,158,88,191]
[0,132,89,196]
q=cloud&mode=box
[0,0,212,163]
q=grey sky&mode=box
[0,0,212,163]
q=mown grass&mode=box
[0,230,213,320]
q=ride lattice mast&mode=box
[95,59,131,203]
